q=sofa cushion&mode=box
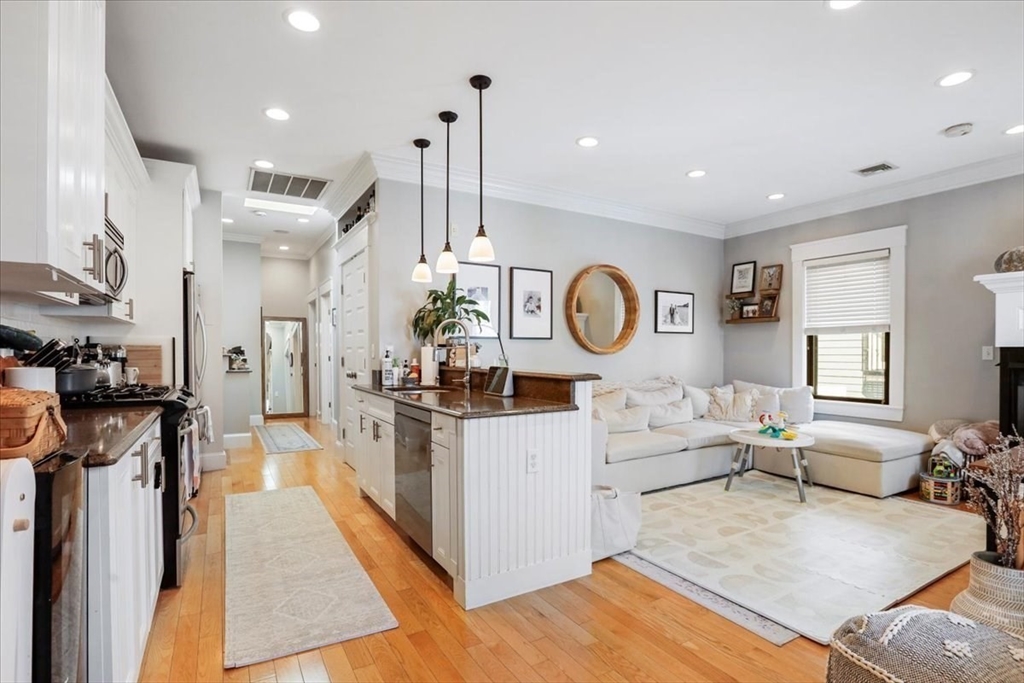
[598,405,651,434]
[734,380,814,423]
[684,384,732,418]
[593,388,627,414]
[798,420,933,463]
[707,387,760,422]
[653,421,738,449]
[626,385,684,407]
[606,431,689,463]
[648,398,694,428]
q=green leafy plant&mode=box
[411,277,490,344]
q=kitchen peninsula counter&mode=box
[353,385,578,419]
[63,406,163,467]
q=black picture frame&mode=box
[455,262,501,338]
[730,261,757,297]
[509,267,553,339]
[654,290,695,334]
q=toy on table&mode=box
[757,411,799,439]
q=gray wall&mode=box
[375,179,726,385]
[261,257,310,318]
[723,175,1024,431]
[222,241,262,435]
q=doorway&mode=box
[318,282,334,428]
[339,249,369,467]
[261,316,310,418]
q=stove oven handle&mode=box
[181,504,199,543]
[195,305,208,388]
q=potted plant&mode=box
[726,298,742,321]
[951,432,1024,636]
[411,277,490,346]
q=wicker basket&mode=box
[919,473,962,505]
[0,387,67,462]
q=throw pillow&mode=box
[648,398,694,428]
[598,405,651,434]
[754,391,781,417]
[625,385,684,407]
[593,388,627,414]
[733,380,815,424]
[706,387,760,422]
[683,384,733,418]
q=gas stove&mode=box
[60,384,186,408]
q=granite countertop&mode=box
[63,406,163,467]
[354,385,579,419]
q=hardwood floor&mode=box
[139,418,970,683]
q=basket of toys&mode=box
[919,453,962,505]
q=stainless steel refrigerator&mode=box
[182,270,209,397]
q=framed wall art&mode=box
[731,261,757,297]
[654,290,694,334]
[456,262,500,338]
[510,267,553,339]
[759,264,783,292]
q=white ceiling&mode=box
[220,191,335,257]
[106,0,1024,241]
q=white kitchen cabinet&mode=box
[379,421,396,519]
[0,0,106,295]
[430,414,459,577]
[87,420,162,683]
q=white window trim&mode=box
[791,225,906,422]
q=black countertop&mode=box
[354,385,579,419]
[62,406,163,467]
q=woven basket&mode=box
[951,551,1024,638]
[0,387,68,462]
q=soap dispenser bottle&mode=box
[381,347,396,387]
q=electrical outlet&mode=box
[526,448,539,474]
[982,346,994,361]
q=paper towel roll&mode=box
[420,346,437,386]
[3,367,56,392]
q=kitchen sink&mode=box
[386,387,456,395]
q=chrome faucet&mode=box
[434,318,473,392]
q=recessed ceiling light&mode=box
[937,71,974,87]
[254,210,268,217]
[576,136,599,148]
[285,10,320,32]
[264,107,290,121]
[827,0,861,9]
[253,159,274,169]
[221,218,234,224]
[767,193,786,200]
[297,218,310,223]
[686,170,707,178]
[273,229,290,234]
[279,245,290,251]
[1005,124,1024,135]
[243,197,317,215]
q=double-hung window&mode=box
[791,226,906,421]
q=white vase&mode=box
[950,551,1024,637]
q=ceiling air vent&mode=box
[854,162,898,177]
[248,168,330,200]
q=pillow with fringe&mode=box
[706,387,760,422]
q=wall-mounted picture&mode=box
[759,264,783,292]
[760,295,778,318]
[654,290,694,334]
[456,262,500,338]
[510,267,553,339]
[731,261,757,296]
[741,304,759,318]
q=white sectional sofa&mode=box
[591,378,934,498]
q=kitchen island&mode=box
[353,369,598,609]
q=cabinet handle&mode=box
[433,426,444,431]
[132,442,150,488]
[81,234,105,284]
[128,298,135,321]
[359,414,365,433]
[13,518,30,532]
[373,421,379,442]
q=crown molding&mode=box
[369,152,726,239]
[104,77,149,192]
[222,231,263,244]
[726,153,1024,239]
[322,153,377,218]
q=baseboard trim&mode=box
[454,550,592,610]
[224,433,252,449]
[201,451,227,471]
[249,414,264,426]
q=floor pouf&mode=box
[827,605,1023,683]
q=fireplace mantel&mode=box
[974,272,1024,347]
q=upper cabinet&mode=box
[0,0,107,294]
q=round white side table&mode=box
[726,429,815,503]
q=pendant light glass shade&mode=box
[468,74,495,262]
[411,138,432,283]
[436,242,459,274]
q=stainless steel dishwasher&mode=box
[394,403,432,555]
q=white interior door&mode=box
[341,250,369,467]
[319,286,333,427]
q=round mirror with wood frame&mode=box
[565,264,640,354]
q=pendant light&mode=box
[468,75,495,262]
[411,138,432,283]
[436,110,459,274]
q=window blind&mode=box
[804,249,890,335]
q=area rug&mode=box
[224,487,397,667]
[253,423,323,455]
[612,552,799,645]
[630,471,984,645]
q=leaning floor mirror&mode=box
[261,316,309,418]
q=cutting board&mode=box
[125,346,163,385]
